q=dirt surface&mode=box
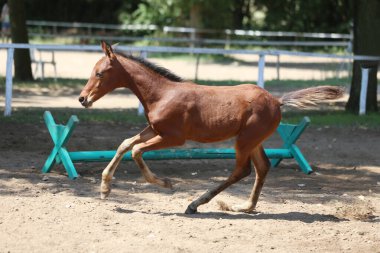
[0,52,379,252]
[0,118,379,253]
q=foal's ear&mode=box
[101,41,115,59]
[111,43,119,50]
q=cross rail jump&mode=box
[42,111,312,180]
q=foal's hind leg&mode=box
[100,126,156,199]
[185,150,252,214]
[229,145,270,213]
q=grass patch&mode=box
[1,76,350,91]
[1,108,147,125]
[196,78,350,88]
[2,108,379,129]
[21,78,86,89]
[281,110,380,128]
[0,78,87,91]
[265,78,350,88]
[0,76,4,92]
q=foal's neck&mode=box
[120,57,175,113]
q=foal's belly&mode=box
[187,131,237,143]
[185,110,243,143]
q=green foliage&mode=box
[120,0,238,29]
[117,0,352,34]
[184,0,235,29]
[22,0,353,41]
[24,0,126,23]
[121,0,184,26]
[254,0,352,33]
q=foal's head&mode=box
[79,41,126,108]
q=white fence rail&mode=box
[28,32,351,48]
[27,20,352,49]
[1,43,379,116]
[27,20,352,39]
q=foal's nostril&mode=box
[79,97,85,103]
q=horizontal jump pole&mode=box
[68,148,293,163]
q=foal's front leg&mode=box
[131,135,184,189]
[100,126,156,199]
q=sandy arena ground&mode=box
[0,118,379,253]
[0,50,379,252]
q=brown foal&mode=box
[79,41,343,214]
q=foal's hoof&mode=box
[230,203,255,213]
[100,183,111,199]
[100,190,111,200]
[185,205,197,214]
[217,200,256,213]
[163,178,173,189]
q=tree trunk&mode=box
[189,3,202,28]
[346,0,380,113]
[189,3,203,48]
[8,0,33,81]
[232,0,245,29]
[232,0,252,29]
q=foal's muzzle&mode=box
[78,96,92,108]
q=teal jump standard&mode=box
[42,111,312,179]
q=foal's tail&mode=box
[278,86,344,108]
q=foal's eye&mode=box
[95,72,103,78]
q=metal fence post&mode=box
[194,54,201,81]
[276,54,280,80]
[138,51,148,116]
[359,67,370,115]
[190,30,196,50]
[4,47,15,116]
[258,54,266,88]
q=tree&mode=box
[254,0,351,33]
[24,0,126,24]
[121,0,235,30]
[8,0,33,81]
[346,0,380,113]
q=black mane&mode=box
[117,52,184,83]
